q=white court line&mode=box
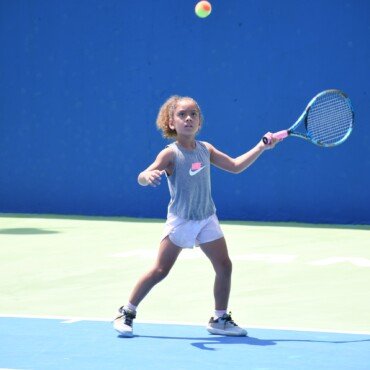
[110,250,298,263]
[310,257,370,267]
[110,251,370,267]
[1,313,369,336]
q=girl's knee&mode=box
[151,267,170,282]
[225,258,232,274]
[216,257,232,276]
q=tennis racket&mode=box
[263,89,354,147]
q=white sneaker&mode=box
[206,312,247,336]
[113,307,136,337]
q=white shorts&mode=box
[161,213,224,249]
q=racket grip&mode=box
[262,130,289,144]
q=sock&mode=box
[214,310,227,319]
[124,302,137,312]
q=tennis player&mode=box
[114,96,279,337]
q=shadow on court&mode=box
[0,227,60,234]
[132,334,370,351]
[125,334,276,349]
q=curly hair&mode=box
[156,96,204,138]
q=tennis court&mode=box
[1,0,370,369]
[1,215,369,369]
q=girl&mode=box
[114,96,279,337]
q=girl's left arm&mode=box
[204,134,278,174]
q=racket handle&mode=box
[262,130,289,144]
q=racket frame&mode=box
[264,89,354,147]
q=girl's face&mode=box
[170,99,201,138]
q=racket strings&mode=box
[306,92,353,146]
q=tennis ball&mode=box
[195,1,212,18]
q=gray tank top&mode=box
[166,141,216,220]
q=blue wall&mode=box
[0,0,369,224]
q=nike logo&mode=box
[189,166,206,176]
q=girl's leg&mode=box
[200,237,247,336]
[128,236,182,307]
[200,237,232,310]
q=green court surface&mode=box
[1,214,369,333]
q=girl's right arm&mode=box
[137,147,174,187]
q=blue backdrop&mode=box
[0,0,369,224]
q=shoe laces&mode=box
[221,312,237,327]
[118,307,136,327]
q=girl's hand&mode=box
[261,132,281,149]
[143,170,165,187]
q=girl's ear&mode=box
[169,119,175,130]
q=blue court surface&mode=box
[1,316,369,370]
